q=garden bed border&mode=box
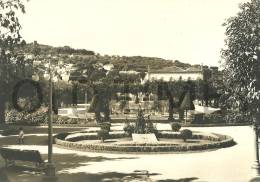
[54,131,235,153]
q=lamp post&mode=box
[253,114,260,172]
[43,58,57,181]
[253,49,260,175]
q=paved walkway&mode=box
[0,125,258,182]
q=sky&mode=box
[19,0,250,66]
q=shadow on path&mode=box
[0,168,9,182]
[1,167,198,182]
[0,128,199,182]
[43,153,138,172]
[0,153,198,182]
[0,135,48,146]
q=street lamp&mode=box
[253,114,260,172]
[43,57,57,181]
[253,48,260,175]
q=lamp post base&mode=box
[42,163,57,181]
[253,161,260,170]
[252,161,260,178]
[250,177,260,182]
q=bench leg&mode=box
[9,160,14,167]
[5,159,15,167]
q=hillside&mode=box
[21,42,197,72]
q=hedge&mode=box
[64,131,126,142]
[54,131,235,153]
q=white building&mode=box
[142,66,203,83]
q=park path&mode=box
[0,125,257,182]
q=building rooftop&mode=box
[150,66,202,73]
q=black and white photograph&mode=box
[0,0,260,181]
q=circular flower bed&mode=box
[54,130,235,153]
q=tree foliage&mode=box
[0,0,25,48]
[0,0,28,85]
[22,43,194,74]
[0,0,28,122]
[221,0,260,116]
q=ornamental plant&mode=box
[99,122,111,132]
[145,121,158,135]
[134,108,146,134]
[119,100,127,113]
[123,122,135,136]
[5,107,48,125]
[170,122,181,132]
[97,129,109,142]
[180,129,192,142]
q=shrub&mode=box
[192,113,204,124]
[124,108,130,114]
[170,122,181,132]
[99,122,111,132]
[135,108,146,134]
[5,107,48,125]
[119,100,127,112]
[143,96,149,101]
[135,96,140,104]
[123,122,135,136]
[97,129,109,142]
[152,100,162,112]
[178,109,184,120]
[118,95,132,101]
[58,116,90,125]
[224,112,250,123]
[145,122,158,135]
[2,128,19,136]
[180,129,192,142]
[202,113,224,123]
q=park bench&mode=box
[0,147,45,169]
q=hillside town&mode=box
[1,0,260,182]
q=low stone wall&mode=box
[54,131,235,153]
[64,131,126,142]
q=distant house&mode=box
[142,66,204,83]
[119,70,139,75]
[103,63,114,71]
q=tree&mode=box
[71,61,112,123]
[166,82,175,121]
[88,84,111,123]
[221,0,260,119]
[134,107,146,134]
[0,0,27,123]
[31,41,41,56]
[180,91,195,123]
